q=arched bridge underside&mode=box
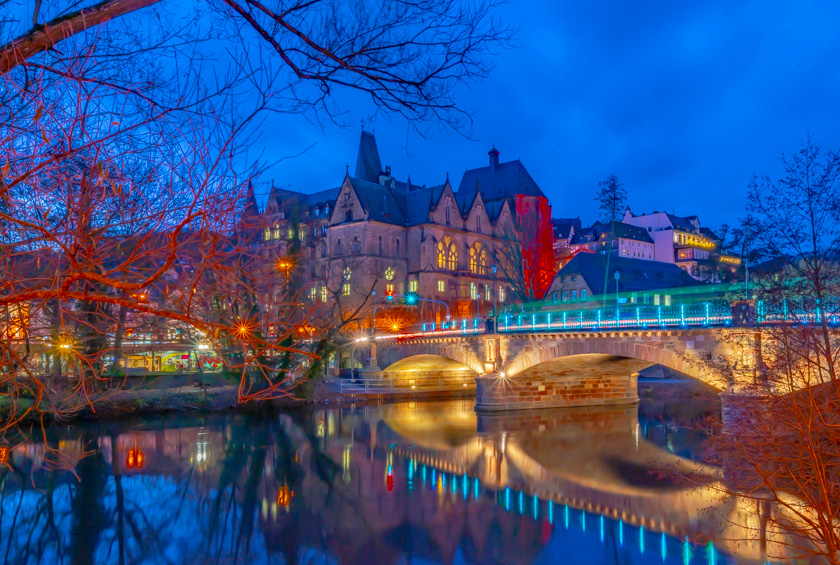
[372,329,741,411]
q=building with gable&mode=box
[252,131,553,324]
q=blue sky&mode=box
[253,0,840,230]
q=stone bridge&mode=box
[361,328,763,411]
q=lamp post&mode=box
[492,264,498,333]
[614,270,620,327]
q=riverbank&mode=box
[2,370,720,424]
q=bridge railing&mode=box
[339,373,475,394]
[497,302,733,333]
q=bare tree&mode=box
[689,139,840,564]
[594,174,626,307]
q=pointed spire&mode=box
[355,129,382,182]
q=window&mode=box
[385,267,395,280]
[396,239,400,256]
[324,204,329,216]
[351,237,361,253]
[273,225,281,239]
[469,242,488,275]
[378,236,383,255]
[386,283,394,295]
[664,295,672,306]
[298,228,305,241]
[263,228,271,241]
[581,289,587,301]
[446,206,451,226]
[288,227,294,240]
[485,284,491,301]
[409,280,418,293]
[321,225,327,236]
[313,226,318,238]
[499,286,506,302]
[321,286,327,302]
[436,236,458,270]
[552,292,558,304]
[654,294,660,306]
[438,280,445,292]
[309,287,317,302]
[470,282,477,300]
[343,283,351,296]
[562,291,568,302]
[343,267,352,280]
[335,239,343,255]
[571,290,577,302]
[345,209,353,222]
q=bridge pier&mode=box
[475,369,640,411]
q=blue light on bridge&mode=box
[581,510,586,531]
[518,490,524,515]
[548,500,554,524]
[431,469,436,488]
[661,532,666,561]
[707,542,716,565]
[462,474,469,499]
[422,465,427,485]
[657,306,663,327]
[705,303,710,325]
[473,478,480,501]
[619,519,624,546]
[600,515,604,542]
[563,312,567,329]
[682,537,692,565]
[533,494,539,520]
[564,505,569,529]
[504,487,511,511]
[640,525,645,554]
[680,304,686,326]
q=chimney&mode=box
[488,146,500,171]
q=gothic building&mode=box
[254,130,552,323]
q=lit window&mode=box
[409,280,418,292]
[343,267,352,280]
[499,286,505,302]
[438,280,445,292]
[437,236,458,270]
[386,283,394,295]
[581,289,587,301]
[321,286,327,302]
[309,287,316,301]
[385,267,395,281]
[571,290,577,302]
[470,282,477,300]
[288,228,294,239]
[485,285,491,301]
[469,242,488,275]
[562,291,568,302]
[299,228,305,241]
[664,295,672,306]
[343,283,351,296]
[263,228,271,241]
[654,294,660,305]
[273,225,281,239]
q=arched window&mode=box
[385,266,395,280]
[469,242,487,275]
[335,239,343,255]
[378,236,383,255]
[343,267,352,280]
[436,236,458,270]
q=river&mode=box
[0,385,785,564]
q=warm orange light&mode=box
[127,444,144,469]
[0,447,9,464]
[277,485,294,507]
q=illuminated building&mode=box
[248,131,553,321]
[622,208,728,281]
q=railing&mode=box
[498,302,732,333]
[339,373,475,394]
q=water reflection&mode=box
[0,400,795,564]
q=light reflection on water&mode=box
[0,399,778,564]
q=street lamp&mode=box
[492,264,498,333]
[276,258,293,281]
[614,270,620,327]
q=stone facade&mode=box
[249,131,552,324]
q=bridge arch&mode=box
[502,333,729,391]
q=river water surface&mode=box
[0,390,778,564]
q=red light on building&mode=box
[386,471,394,492]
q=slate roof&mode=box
[569,227,598,245]
[699,226,719,241]
[556,253,699,295]
[347,177,407,225]
[552,218,580,240]
[456,159,546,207]
[592,221,654,243]
[666,213,699,232]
